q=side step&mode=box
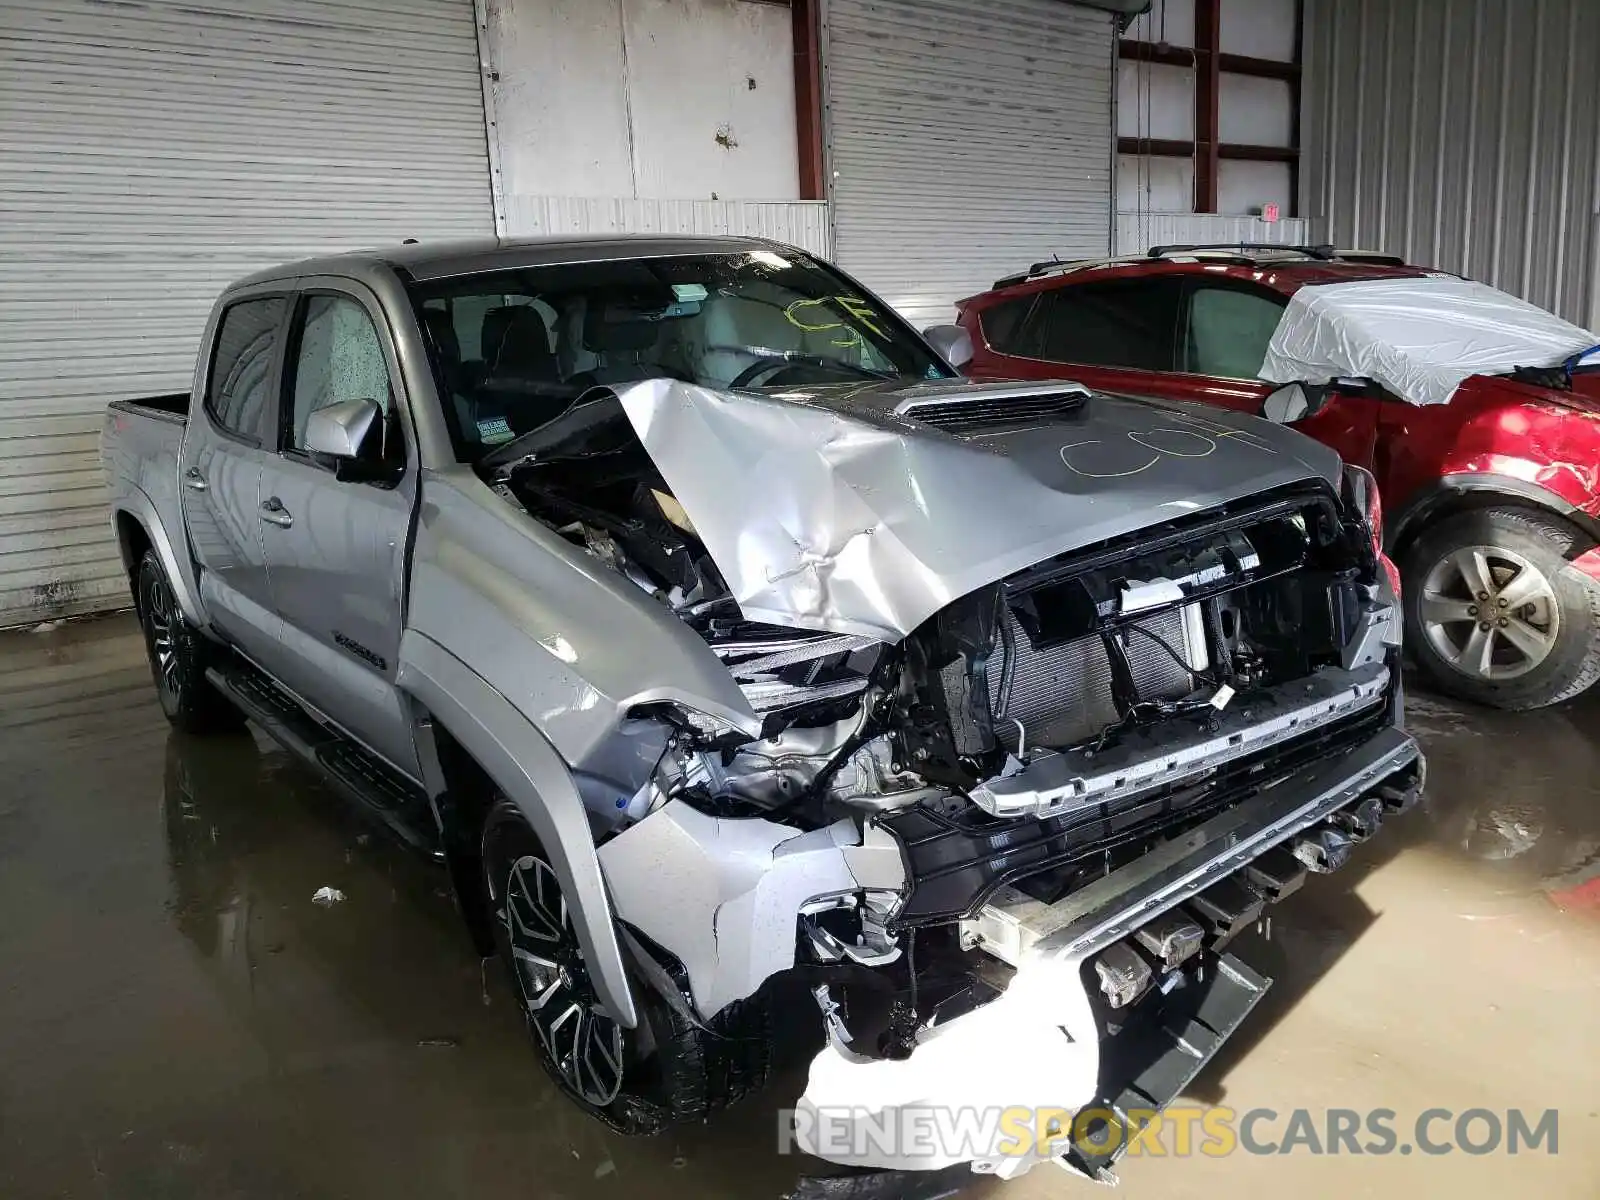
[1064,952,1272,1180]
[208,658,437,856]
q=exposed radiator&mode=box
[988,605,1204,751]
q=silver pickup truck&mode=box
[102,235,1422,1187]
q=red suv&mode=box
[956,244,1600,710]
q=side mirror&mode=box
[1261,383,1323,424]
[304,397,381,459]
[922,324,974,369]
[304,397,401,485]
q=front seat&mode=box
[695,293,847,386]
[480,305,559,385]
[473,306,574,436]
[569,301,663,388]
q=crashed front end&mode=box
[773,479,1422,1183]
[493,378,1423,1184]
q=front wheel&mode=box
[1402,507,1600,710]
[481,801,770,1134]
[135,550,245,734]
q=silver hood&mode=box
[616,378,1342,641]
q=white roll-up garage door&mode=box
[823,0,1115,326]
[0,0,493,627]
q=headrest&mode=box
[482,306,556,378]
[583,297,662,353]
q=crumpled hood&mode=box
[616,378,1341,641]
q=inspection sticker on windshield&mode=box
[476,416,514,444]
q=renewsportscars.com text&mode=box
[781,1105,1559,1163]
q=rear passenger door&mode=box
[178,290,290,668]
[970,277,1186,395]
[254,281,421,781]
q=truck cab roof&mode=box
[230,233,796,290]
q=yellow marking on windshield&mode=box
[783,295,888,348]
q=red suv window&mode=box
[1181,283,1287,378]
[985,277,1183,370]
[977,294,1036,353]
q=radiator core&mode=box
[987,605,1204,751]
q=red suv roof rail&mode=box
[1146,242,1338,260]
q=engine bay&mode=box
[495,390,1388,833]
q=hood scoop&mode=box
[896,385,1090,433]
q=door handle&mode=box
[259,497,294,528]
[183,467,208,492]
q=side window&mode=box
[978,294,1039,355]
[1184,286,1287,378]
[206,297,285,443]
[1030,279,1181,370]
[287,294,395,453]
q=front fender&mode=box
[397,630,637,1028]
[1387,472,1600,556]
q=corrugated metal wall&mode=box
[1303,0,1600,326]
[502,196,832,258]
[1115,211,1314,255]
[0,0,493,627]
[823,0,1115,325]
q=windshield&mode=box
[408,249,954,461]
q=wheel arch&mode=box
[1386,474,1600,566]
[397,629,637,1029]
[111,495,206,627]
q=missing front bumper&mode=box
[971,663,1392,820]
[788,726,1422,1189]
[963,724,1420,966]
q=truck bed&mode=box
[110,393,189,421]
[101,394,194,612]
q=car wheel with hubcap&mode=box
[1403,507,1600,710]
[135,549,245,734]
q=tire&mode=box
[135,550,246,734]
[480,800,770,1135]
[1402,507,1600,710]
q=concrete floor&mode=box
[3,614,1599,1199]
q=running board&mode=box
[1064,952,1271,1180]
[207,658,437,856]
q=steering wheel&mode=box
[727,354,883,389]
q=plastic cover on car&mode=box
[1258,276,1599,406]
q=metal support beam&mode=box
[792,0,825,202]
[1120,138,1298,164]
[1195,0,1221,212]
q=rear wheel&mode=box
[480,801,770,1134]
[135,550,245,734]
[1403,507,1600,710]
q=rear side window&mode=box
[206,297,284,443]
[1029,279,1181,370]
[978,295,1037,353]
[1184,285,1286,378]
